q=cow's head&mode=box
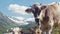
[25,4,41,18]
[25,4,48,25]
[25,3,47,17]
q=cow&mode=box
[25,3,43,34]
[25,2,60,34]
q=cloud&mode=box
[8,4,29,15]
[25,17,35,22]
[8,16,29,25]
[8,16,35,25]
[14,17,24,21]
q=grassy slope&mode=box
[0,22,16,34]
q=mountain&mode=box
[8,16,36,29]
[0,12,16,34]
[0,11,36,34]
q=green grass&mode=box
[52,24,60,34]
[0,22,16,34]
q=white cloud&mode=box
[25,17,35,22]
[8,4,29,15]
[8,16,35,25]
[8,16,29,25]
[13,17,25,21]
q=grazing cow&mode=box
[25,2,60,34]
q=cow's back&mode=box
[47,4,60,24]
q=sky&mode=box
[0,0,60,19]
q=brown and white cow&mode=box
[25,2,60,34]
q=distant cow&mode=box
[25,2,60,34]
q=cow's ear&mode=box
[41,6,47,10]
[25,8,33,13]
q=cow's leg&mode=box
[41,31,46,34]
[41,24,46,34]
[48,19,54,34]
[49,26,53,34]
[46,24,54,34]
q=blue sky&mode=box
[0,0,60,18]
